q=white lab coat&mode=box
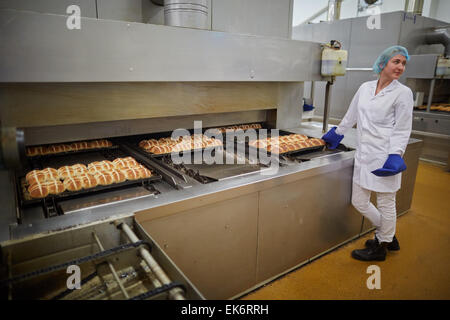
[336,79,414,193]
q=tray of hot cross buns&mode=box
[138,133,223,157]
[208,123,262,134]
[25,139,116,158]
[18,147,162,205]
[248,133,326,156]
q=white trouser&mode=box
[351,182,397,243]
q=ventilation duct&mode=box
[425,28,450,58]
[405,0,424,15]
[327,0,342,22]
[164,0,209,30]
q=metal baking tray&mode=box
[232,129,325,157]
[122,131,224,158]
[148,145,223,158]
[25,142,118,158]
[18,147,162,207]
[247,143,325,157]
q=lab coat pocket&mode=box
[360,126,391,155]
[366,153,387,173]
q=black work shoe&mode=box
[351,243,387,261]
[365,235,400,251]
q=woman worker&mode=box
[322,46,414,261]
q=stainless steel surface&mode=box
[413,111,450,136]
[135,191,260,299]
[164,0,209,30]
[22,111,270,146]
[180,150,266,181]
[411,131,450,165]
[151,0,164,6]
[0,127,24,169]
[0,170,17,242]
[212,0,293,39]
[1,83,279,129]
[346,68,373,71]
[256,159,360,283]
[118,222,185,300]
[10,145,357,240]
[323,80,333,133]
[0,0,97,17]
[0,215,204,299]
[2,123,422,299]
[426,78,436,112]
[0,9,323,82]
[134,221,205,300]
[92,231,130,299]
[276,82,305,130]
[425,27,450,57]
[96,0,144,23]
[403,54,440,79]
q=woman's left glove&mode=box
[372,154,407,177]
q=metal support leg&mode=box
[323,79,334,133]
[92,232,129,299]
[115,221,185,300]
[426,78,436,113]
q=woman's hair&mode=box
[373,46,410,74]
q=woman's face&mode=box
[381,54,407,80]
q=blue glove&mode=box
[372,154,407,177]
[303,103,315,112]
[322,127,344,149]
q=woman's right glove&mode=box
[322,127,344,149]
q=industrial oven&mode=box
[0,3,422,300]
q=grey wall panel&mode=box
[291,23,314,42]
[0,0,97,17]
[341,70,378,115]
[97,0,143,23]
[212,0,292,39]
[347,12,403,68]
[398,13,426,55]
[292,20,352,118]
[0,170,17,242]
[415,15,448,56]
[276,83,304,129]
[0,9,323,82]
[256,165,361,282]
[142,0,165,25]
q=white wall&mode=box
[293,0,450,25]
[432,0,450,23]
[213,0,293,38]
[292,0,328,25]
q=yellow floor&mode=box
[241,161,450,300]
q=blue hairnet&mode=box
[372,46,410,74]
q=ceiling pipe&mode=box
[425,28,450,58]
[299,6,328,25]
[327,0,342,22]
[164,0,209,30]
[404,0,424,15]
